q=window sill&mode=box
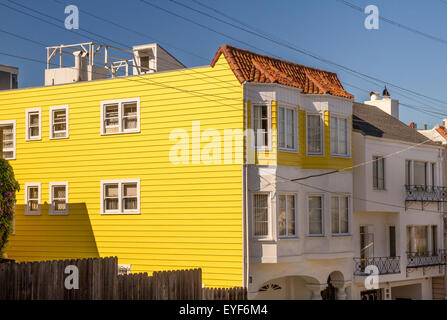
[101,211,140,215]
[331,153,350,158]
[331,233,351,237]
[49,212,69,216]
[278,236,299,240]
[26,138,41,141]
[252,236,274,241]
[372,188,387,192]
[101,130,141,136]
[49,136,69,140]
[278,148,298,153]
[306,153,324,157]
[306,234,325,238]
[25,212,41,216]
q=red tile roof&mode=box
[211,44,353,99]
[436,126,447,140]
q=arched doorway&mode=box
[321,275,336,300]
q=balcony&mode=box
[405,185,447,210]
[406,250,447,268]
[353,256,401,276]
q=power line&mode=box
[154,0,447,108]
[338,0,447,47]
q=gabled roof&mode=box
[211,44,353,99]
[353,102,440,146]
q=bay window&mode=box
[253,193,269,237]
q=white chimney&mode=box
[364,87,399,119]
[443,119,447,127]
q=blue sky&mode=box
[1,0,447,128]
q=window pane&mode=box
[28,187,38,200]
[54,200,66,211]
[105,184,118,197]
[432,226,438,253]
[414,226,428,254]
[340,197,349,234]
[123,183,137,197]
[307,115,321,154]
[254,194,268,236]
[330,117,338,154]
[53,186,66,199]
[331,197,339,234]
[123,103,138,130]
[123,198,138,210]
[278,108,285,148]
[105,104,119,133]
[278,195,286,236]
[253,106,268,148]
[414,161,426,186]
[30,126,39,138]
[338,118,347,155]
[28,200,39,211]
[431,163,436,187]
[105,198,118,210]
[309,196,322,234]
[389,226,396,257]
[405,160,411,186]
[29,113,39,126]
[287,195,296,236]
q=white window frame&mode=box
[25,108,42,141]
[25,182,41,216]
[251,103,272,151]
[252,192,271,240]
[49,105,69,139]
[330,114,350,157]
[278,106,298,152]
[372,155,386,190]
[100,97,141,135]
[100,179,140,215]
[49,181,69,215]
[277,193,298,239]
[306,112,324,156]
[0,120,16,160]
[331,195,350,236]
[307,194,324,236]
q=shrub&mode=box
[0,158,19,257]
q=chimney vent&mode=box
[424,124,428,130]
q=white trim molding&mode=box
[0,120,16,160]
[49,181,69,215]
[100,97,141,135]
[25,108,42,141]
[25,182,41,216]
[49,105,69,139]
[100,179,141,215]
[251,102,272,151]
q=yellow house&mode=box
[1,43,355,294]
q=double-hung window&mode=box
[253,193,269,238]
[50,105,69,139]
[101,98,140,135]
[253,105,269,149]
[0,120,15,160]
[25,182,41,215]
[26,108,41,141]
[101,179,140,214]
[372,156,385,190]
[278,107,296,151]
[330,115,348,156]
[278,194,296,237]
[307,114,323,155]
[308,195,323,235]
[49,182,69,215]
[331,195,349,235]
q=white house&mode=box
[351,90,445,300]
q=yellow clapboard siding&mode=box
[3,55,244,288]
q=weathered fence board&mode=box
[0,257,246,300]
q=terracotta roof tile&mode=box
[211,44,353,99]
[436,127,447,140]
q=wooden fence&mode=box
[0,256,246,300]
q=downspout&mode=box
[242,81,250,292]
